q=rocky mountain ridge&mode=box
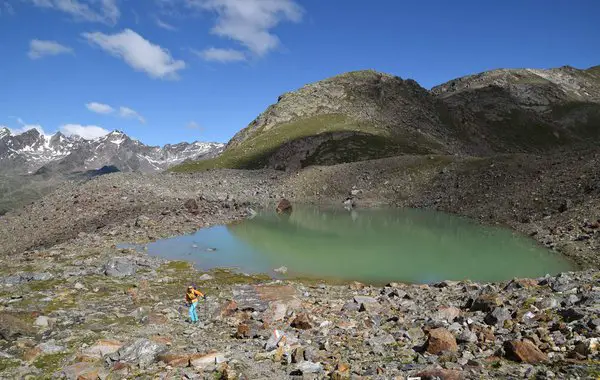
[0,128,224,174]
[174,64,600,172]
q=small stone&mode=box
[290,313,312,330]
[573,338,599,357]
[74,282,85,290]
[425,328,458,355]
[103,257,136,277]
[273,266,288,274]
[470,294,502,312]
[34,316,50,328]
[484,307,512,326]
[433,306,460,322]
[198,274,214,281]
[291,361,322,375]
[504,340,548,363]
[265,330,285,351]
[291,347,305,363]
[416,368,462,380]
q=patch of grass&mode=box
[161,261,193,272]
[171,114,389,172]
[28,278,66,292]
[0,358,20,372]
[32,352,70,374]
[44,295,77,314]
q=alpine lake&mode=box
[122,206,575,285]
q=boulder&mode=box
[504,340,548,363]
[104,257,136,277]
[110,339,167,368]
[416,368,463,380]
[484,307,512,326]
[425,328,458,355]
[82,339,123,358]
[276,199,292,214]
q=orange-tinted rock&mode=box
[504,340,548,363]
[82,339,123,359]
[23,347,42,362]
[416,368,463,380]
[426,328,458,355]
[190,352,225,369]
[61,362,102,380]
[157,353,190,367]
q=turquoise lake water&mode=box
[130,207,574,284]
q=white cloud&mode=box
[28,39,74,59]
[189,0,303,56]
[195,47,245,63]
[29,0,120,25]
[82,29,186,79]
[155,17,177,31]
[186,121,202,129]
[86,102,114,114]
[119,106,145,123]
[60,124,109,139]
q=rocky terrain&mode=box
[1,64,599,379]
[0,129,223,214]
[0,147,599,378]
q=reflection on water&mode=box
[133,206,575,284]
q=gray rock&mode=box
[265,329,285,351]
[198,274,214,281]
[456,330,478,344]
[103,257,136,277]
[484,307,512,326]
[38,340,65,354]
[111,339,167,368]
[34,316,51,328]
[292,361,323,374]
[0,272,53,285]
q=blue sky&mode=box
[1,0,599,146]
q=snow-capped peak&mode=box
[0,129,224,174]
[0,127,10,139]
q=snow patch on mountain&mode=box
[0,129,224,174]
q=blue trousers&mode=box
[188,301,198,322]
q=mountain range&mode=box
[0,128,223,175]
[0,129,223,214]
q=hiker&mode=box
[185,285,205,323]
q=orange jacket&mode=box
[186,289,204,303]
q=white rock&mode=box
[34,316,50,327]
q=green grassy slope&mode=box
[171,114,440,172]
